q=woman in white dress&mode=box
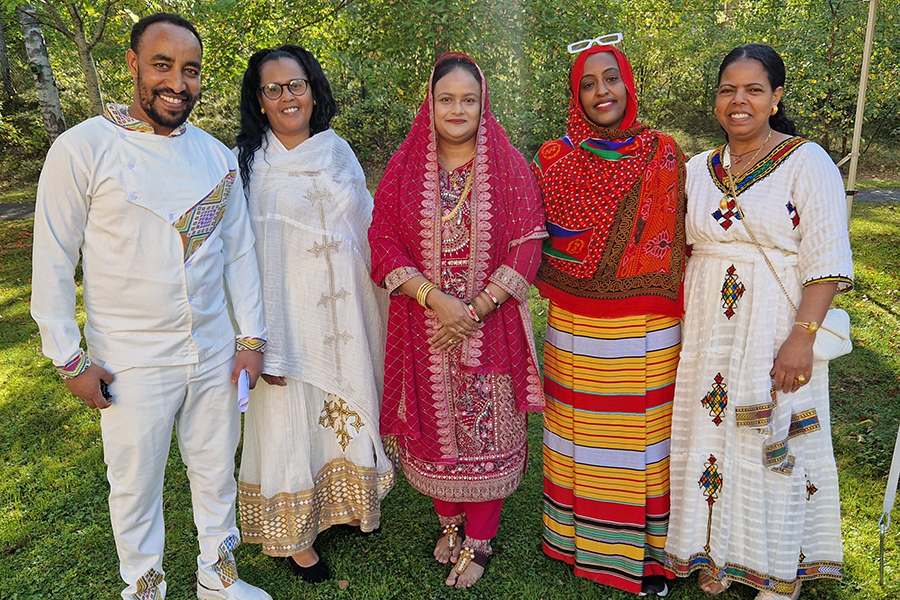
[234,45,395,583]
[664,44,852,600]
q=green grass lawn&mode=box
[2,205,900,599]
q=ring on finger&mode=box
[796,374,807,385]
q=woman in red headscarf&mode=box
[532,40,687,596]
[368,53,546,588]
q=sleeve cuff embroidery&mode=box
[489,264,530,304]
[236,337,267,353]
[384,266,422,293]
[803,275,854,294]
[56,350,92,379]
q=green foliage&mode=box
[1,1,899,180]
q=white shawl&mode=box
[245,129,388,424]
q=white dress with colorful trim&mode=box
[663,139,853,594]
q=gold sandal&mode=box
[454,546,491,575]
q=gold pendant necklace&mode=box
[441,161,475,223]
[719,129,772,211]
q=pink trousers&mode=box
[432,498,503,539]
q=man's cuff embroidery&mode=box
[236,337,267,353]
[56,350,92,379]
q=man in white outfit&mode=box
[30,12,272,600]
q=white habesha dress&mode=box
[238,129,396,556]
[664,138,853,595]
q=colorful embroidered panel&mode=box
[701,373,727,426]
[133,568,164,600]
[665,552,843,594]
[56,349,92,379]
[712,197,742,230]
[214,535,239,585]
[806,480,818,501]
[707,137,808,197]
[542,221,593,263]
[173,172,234,262]
[699,454,722,553]
[786,201,800,229]
[788,409,821,438]
[721,265,745,319]
[734,386,776,428]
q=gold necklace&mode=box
[719,129,772,210]
[441,160,475,223]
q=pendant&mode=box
[720,197,730,210]
[734,155,743,164]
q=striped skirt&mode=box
[542,303,681,593]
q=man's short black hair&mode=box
[130,13,202,53]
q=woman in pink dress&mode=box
[368,53,546,589]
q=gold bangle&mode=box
[483,288,501,309]
[794,320,819,335]
[417,281,437,309]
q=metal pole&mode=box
[846,0,879,222]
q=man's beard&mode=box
[137,72,198,131]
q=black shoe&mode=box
[335,522,381,536]
[285,555,330,583]
[638,575,669,597]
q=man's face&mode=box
[126,22,202,135]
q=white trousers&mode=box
[97,345,240,599]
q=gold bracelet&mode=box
[794,320,819,335]
[483,288,501,309]
[417,281,437,308]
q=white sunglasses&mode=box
[567,32,624,54]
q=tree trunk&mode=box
[73,35,102,114]
[18,3,66,142]
[0,13,15,98]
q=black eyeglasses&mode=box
[258,78,309,101]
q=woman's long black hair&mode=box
[235,45,338,189]
[718,43,799,136]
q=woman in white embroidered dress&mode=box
[234,45,395,583]
[664,44,853,600]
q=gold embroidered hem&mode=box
[239,458,395,556]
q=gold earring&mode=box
[771,105,778,116]
[261,107,266,115]
[313,100,317,106]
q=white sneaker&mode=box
[196,577,273,600]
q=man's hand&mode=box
[232,350,264,389]
[65,363,115,409]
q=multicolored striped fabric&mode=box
[542,303,680,593]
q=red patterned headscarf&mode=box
[569,45,640,131]
[532,46,686,319]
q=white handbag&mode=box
[812,307,852,361]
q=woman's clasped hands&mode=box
[426,289,482,351]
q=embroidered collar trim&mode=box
[708,137,807,196]
[103,103,188,137]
